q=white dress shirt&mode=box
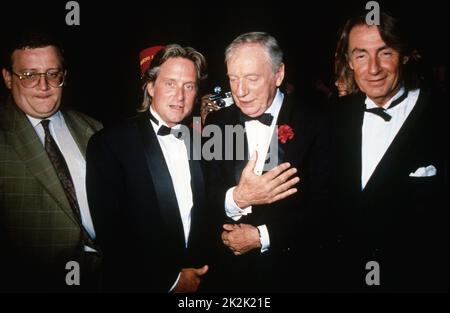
[149,107,194,292]
[149,107,193,246]
[361,87,420,189]
[225,89,284,253]
[27,111,96,251]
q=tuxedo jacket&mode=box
[0,99,102,292]
[86,112,211,292]
[331,90,449,292]
[204,96,331,291]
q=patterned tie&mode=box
[41,120,93,247]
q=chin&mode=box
[36,105,58,115]
[240,107,257,116]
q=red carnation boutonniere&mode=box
[278,124,294,144]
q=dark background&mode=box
[1,0,448,125]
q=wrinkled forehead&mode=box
[348,25,388,49]
[227,43,272,72]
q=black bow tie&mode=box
[157,125,183,139]
[239,112,274,126]
[148,110,182,139]
[364,90,408,122]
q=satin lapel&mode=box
[364,91,427,193]
[184,130,205,245]
[348,101,365,193]
[136,112,185,243]
[233,108,248,183]
[272,97,295,164]
[1,102,78,225]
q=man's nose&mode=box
[36,74,50,91]
[368,56,382,75]
[176,86,185,101]
[236,80,248,97]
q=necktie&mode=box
[364,90,408,122]
[148,110,182,139]
[41,120,93,247]
[157,124,183,139]
[239,112,274,126]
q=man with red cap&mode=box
[139,45,165,81]
[87,44,214,292]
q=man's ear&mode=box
[348,59,354,71]
[2,68,12,89]
[402,56,409,64]
[275,63,285,87]
[146,81,155,98]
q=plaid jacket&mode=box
[0,99,102,291]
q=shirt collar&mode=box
[27,110,63,129]
[265,88,284,116]
[365,86,406,110]
[149,106,181,131]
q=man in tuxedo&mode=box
[0,31,102,292]
[332,12,448,291]
[86,44,211,292]
[204,32,330,292]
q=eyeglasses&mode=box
[11,70,66,88]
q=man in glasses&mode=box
[0,31,102,292]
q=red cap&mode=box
[139,45,165,78]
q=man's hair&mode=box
[225,32,283,73]
[139,44,207,112]
[334,12,421,95]
[2,29,65,71]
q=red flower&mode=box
[278,124,294,144]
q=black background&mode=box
[1,0,448,125]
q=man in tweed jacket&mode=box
[0,31,102,292]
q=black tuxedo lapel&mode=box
[232,108,248,183]
[184,130,205,245]
[337,95,365,194]
[363,91,426,193]
[137,113,185,245]
[273,97,295,164]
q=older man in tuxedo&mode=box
[0,31,102,292]
[332,12,448,291]
[204,32,330,292]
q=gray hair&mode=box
[225,32,283,73]
[139,44,207,112]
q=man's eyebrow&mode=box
[351,48,367,54]
[376,45,391,52]
[351,45,391,55]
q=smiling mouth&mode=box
[368,77,386,82]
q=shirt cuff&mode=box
[225,187,252,221]
[257,225,270,253]
[169,272,181,292]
